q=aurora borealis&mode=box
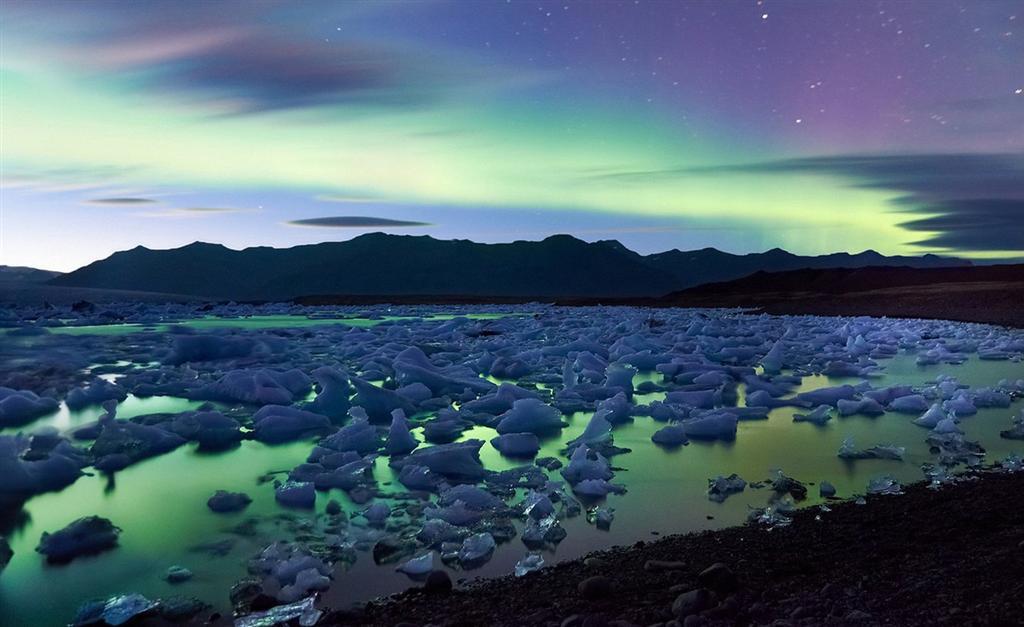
[1,0,1021,271]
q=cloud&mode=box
[593,153,1024,254]
[286,216,430,228]
[136,206,253,218]
[901,199,1024,251]
[86,197,157,205]
[10,1,529,115]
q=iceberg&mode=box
[36,516,120,563]
[514,552,545,577]
[490,432,540,457]
[0,387,59,428]
[707,474,746,502]
[457,532,496,569]
[495,398,564,435]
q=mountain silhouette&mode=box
[49,233,970,301]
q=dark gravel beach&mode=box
[324,470,1024,627]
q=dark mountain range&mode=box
[0,265,63,283]
[49,233,971,301]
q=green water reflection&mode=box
[0,354,1021,626]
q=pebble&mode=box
[578,575,613,600]
[644,560,687,572]
[697,562,737,593]
[671,588,713,619]
[423,570,452,595]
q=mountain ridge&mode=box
[49,233,972,301]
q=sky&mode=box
[1,0,1022,272]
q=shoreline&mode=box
[323,469,1024,626]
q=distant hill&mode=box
[659,264,1024,327]
[643,247,967,287]
[0,265,63,283]
[50,233,971,301]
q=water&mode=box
[44,313,515,336]
[0,314,1021,626]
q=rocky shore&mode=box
[323,469,1024,627]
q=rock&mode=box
[325,499,343,516]
[583,556,606,569]
[682,616,708,627]
[160,596,210,621]
[207,490,252,513]
[645,559,687,572]
[229,578,276,614]
[423,569,453,594]
[561,615,583,627]
[671,588,713,619]
[578,575,613,600]
[819,481,837,498]
[697,562,737,593]
[36,516,120,563]
[845,610,873,621]
[165,565,194,583]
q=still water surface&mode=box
[1,318,1021,626]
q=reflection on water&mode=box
[46,313,515,336]
[0,351,1021,625]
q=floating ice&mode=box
[793,405,832,425]
[495,398,564,435]
[838,437,905,461]
[836,397,885,417]
[1001,409,1024,440]
[520,490,555,520]
[393,439,488,480]
[888,394,930,414]
[318,411,381,455]
[275,481,316,508]
[73,593,158,626]
[234,595,322,627]
[252,406,331,443]
[651,423,688,446]
[169,410,242,449]
[490,432,540,457]
[192,369,310,405]
[384,409,419,455]
[588,506,614,530]
[565,408,614,450]
[362,501,391,525]
[457,532,496,569]
[707,474,746,502]
[396,552,434,577]
[522,514,567,547]
[306,366,353,421]
[0,387,59,427]
[0,434,86,504]
[913,403,948,428]
[682,411,737,440]
[36,516,120,563]
[514,552,545,577]
[207,490,252,513]
[866,475,903,495]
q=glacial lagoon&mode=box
[1,304,1022,626]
